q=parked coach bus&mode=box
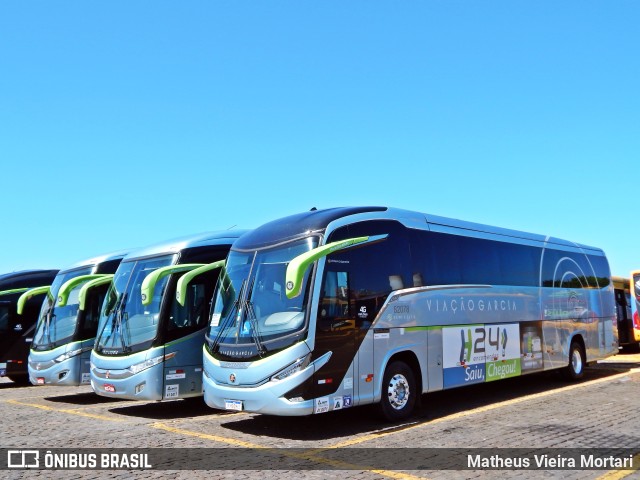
[91,231,245,401]
[202,207,617,420]
[0,269,59,383]
[612,275,639,351]
[629,271,640,350]
[25,251,127,386]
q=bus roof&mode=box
[233,206,604,254]
[61,250,130,273]
[120,230,249,262]
[233,207,387,250]
[0,269,60,290]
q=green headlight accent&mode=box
[57,274,110,307]
[140,264,205,306]
[17,286,50,315]
[0,287,30,296]
[285,235,388,299]
[176,260,225,306]
[78,275,114,311]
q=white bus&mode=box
[91,231,245,401]
[26,252,127,386]
[201,207,617,420]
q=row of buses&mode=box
[0,207,635,420]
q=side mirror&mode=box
[140,264,205,306]
[285,234,388,299]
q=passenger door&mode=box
[311,269,356,403]
[162,270,217,399]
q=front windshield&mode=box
[206,236,318,360]
[94,255,175,354]
[32,267,93,350]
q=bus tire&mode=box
[562,340,585,380]
[378,361,416,421]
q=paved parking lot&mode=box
[1,353,639,479]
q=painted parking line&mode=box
[596,453,640,480]
[150,422,427,479]
[324,368,640,450]
[4,399,127,422]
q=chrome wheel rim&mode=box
[571,349,583,374]
[387,373,410,410]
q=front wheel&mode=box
[377,361,417,421]
[562,340,585,380]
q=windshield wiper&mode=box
[34,303,56,349]
[114,292,131,353]
[243,277,265,357]
[209,279,245,354]
[97,292,129,352]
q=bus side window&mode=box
[0,306,9,334]
[319,271,350,321]
[169,283,207,330]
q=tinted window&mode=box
[410,231,541,287]
[541,250,609,288]
[165,269,218,343]
[326,221,412,320]
[586,254,611,288]
[0,305,9,334]
[78,284,109,339]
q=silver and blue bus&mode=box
[202,207,617,420]
[91,231,245,401]
[0,269,59,383]
[26,252,127,386]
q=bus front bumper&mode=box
[90,362,164,401]
[28,355,84,386]
[202,367,315,416]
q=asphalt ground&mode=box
[1,351,639,480]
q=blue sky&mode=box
[0,2,638,277]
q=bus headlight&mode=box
[127,355,165,375]
[127,352,176,375]
[271,354,311,382]
[54,348,83,363]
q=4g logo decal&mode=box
[444,323,521,388]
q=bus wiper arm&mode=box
[115,292,130,351]
[99,292,128,351]
[245,300,265,357]
[210,279,245,354]
[243,277,265,357]
[43,312,56,348]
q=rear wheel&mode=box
[562,340,585,380]
[377,361,416,421]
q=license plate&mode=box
[37,377,45,385]
[225,400,243,411]
[104,384,116,393]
